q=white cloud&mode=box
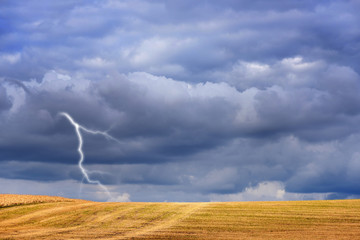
[26,70,90,92]
[0,53,21,64]
[127,37,195,67]
[210,181,330,202]
[108,192,131,202]
[212,57,328,90]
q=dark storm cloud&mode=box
[0,161,73,182]
[0,84,12,111]
[1,0,360,201]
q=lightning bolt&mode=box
[60,112,119,199]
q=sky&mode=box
[1,0,360,202]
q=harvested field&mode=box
[0,194,82,208]
[1,194,360,239]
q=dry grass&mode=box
[1,195,360,239]
[0,194,81,207]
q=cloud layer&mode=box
[1,0,360,201]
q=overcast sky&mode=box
[1,0,360,202]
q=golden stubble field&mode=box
[1,194,360,239]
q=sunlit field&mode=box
[1,194,360,239]
[0,194,81,208]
